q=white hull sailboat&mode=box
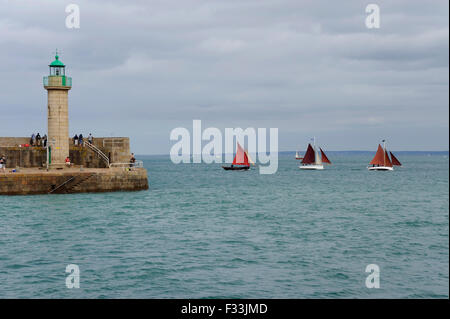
[368,165,393,171]
[299,138,331,170]
[368,140,401,171]
[300,164,324,170]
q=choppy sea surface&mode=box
[0,152,448,298]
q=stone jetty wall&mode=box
[0,137,131,168]
[0,168,149,195]
[0,147,46,168]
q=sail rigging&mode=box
[245,150,255,166]
[315,146,322,165]
[369,144,385,166]
[232,143,249,166]
[384,150,393,167]
[320,148,331,164]
[301,144,316,164]
[390,151,402,166]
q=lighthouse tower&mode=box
[43,51,72,167]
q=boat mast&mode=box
[313,136,316,164]
[313,136,321,165]
[383,139,386,167]
[314,136,317,156]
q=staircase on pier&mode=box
[49,173,96,194]
[84,142,110,167]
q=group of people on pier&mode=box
[30,133,47,147]
[28,133,95,148]
[73,133,94,146]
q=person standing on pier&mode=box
[30,133,35,146]
[36,133,41,147]
[130,153,136,168]
[0,155,6,172]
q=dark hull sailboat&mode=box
[222,165,250,171]
[222,142,253,171]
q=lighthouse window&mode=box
[50,67,65,76]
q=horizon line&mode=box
[135,150,450,156]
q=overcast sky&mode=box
[0,0,448,153]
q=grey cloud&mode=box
[0,0,448,153]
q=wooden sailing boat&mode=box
[222,142,254,171]
[299,138,331,170]
[368,140,401,171]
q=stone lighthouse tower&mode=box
[43,51,72,167]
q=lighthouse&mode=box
[0,52,149,194]
[43,51,72,167]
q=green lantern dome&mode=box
[49,54,65,67]
[47,50,68,78]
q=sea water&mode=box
[0,153,448,298]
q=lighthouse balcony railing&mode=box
[43,76,72,87]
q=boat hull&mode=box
[222,166,250,171]
[299,164,324,170]
[368,166,394,171]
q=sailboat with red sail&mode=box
[299,137,332,170]
[222,142,254,171]
[368,140,401,171]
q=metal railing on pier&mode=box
[109,160,144,169]
[84,141,110,167]
[49,176,75,194]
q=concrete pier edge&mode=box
[0,167,149,195]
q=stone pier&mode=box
[0,53,149,195]
[0,137,132,168]
[0,167,149,195]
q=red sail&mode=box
[301,144,316,164]
[369,144,385,166]
[384,150,393,167]
[320,148,331,164]
[232,143,249,166]
[390,151,402,166]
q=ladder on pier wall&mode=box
[49,176,75,194]
[49,173,96,194]
[84,142,110,167]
